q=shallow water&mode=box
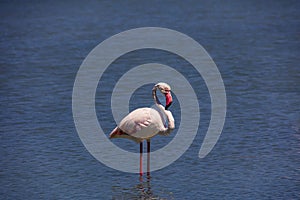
[1,1,299,199]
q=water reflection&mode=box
[112,175,174,200]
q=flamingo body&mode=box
[110,105,174,142]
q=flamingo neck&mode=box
[152,86,162,106]
[153,87,166,112]
[152,86,175,133]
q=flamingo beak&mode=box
[165,91,173,110]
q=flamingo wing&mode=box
[112,107,165,140]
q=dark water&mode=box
[1,1,299,199]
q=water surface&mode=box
[1,1,299,199]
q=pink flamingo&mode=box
[109,82,175,176]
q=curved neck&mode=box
[152,86,162,106]
[152,87,174,130]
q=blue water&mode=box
[1,1,299,199]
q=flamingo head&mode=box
[155,82,173,110]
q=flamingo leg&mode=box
[140,142,143,176]
[147,140,150,177]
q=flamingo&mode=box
[109,82,175,176]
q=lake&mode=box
[1,1,299,199]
